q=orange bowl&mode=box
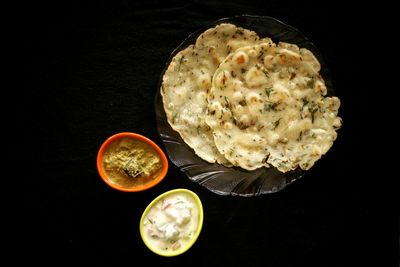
[96,132,168,192]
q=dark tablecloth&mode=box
[21,1,395,266]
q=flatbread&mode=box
[161,23,264,164]
[205,42,342,172]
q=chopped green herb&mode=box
[232,116,238,125]
[301,97,309,111]
[238,122,249,130]
[264,102,278,112]
[224,96,231,109]
[172,113,178,123]
[257,50,265,60]
[238,98,247,106]
[241,68,246,74]
[297,131,303,141]
[273,118,281,129]
[219,73,228,90]
[227,45,232,55]
[265,87,273,98]
[309,103,319,123]
[262,69,269,78]
[219,109,224,119]
[178,55,185,71]
[307,77,315,88]
[235,29,244,35]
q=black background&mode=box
[20,1,396,266]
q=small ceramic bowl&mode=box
[140,189,204,256]
[96,132,168,192]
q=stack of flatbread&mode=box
[161,23,341,173]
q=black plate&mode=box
[154,15,334,196]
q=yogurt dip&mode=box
[140,189,203,256]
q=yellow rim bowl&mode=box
[139,188,204,256]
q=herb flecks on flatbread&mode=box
[161,23,342,173]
